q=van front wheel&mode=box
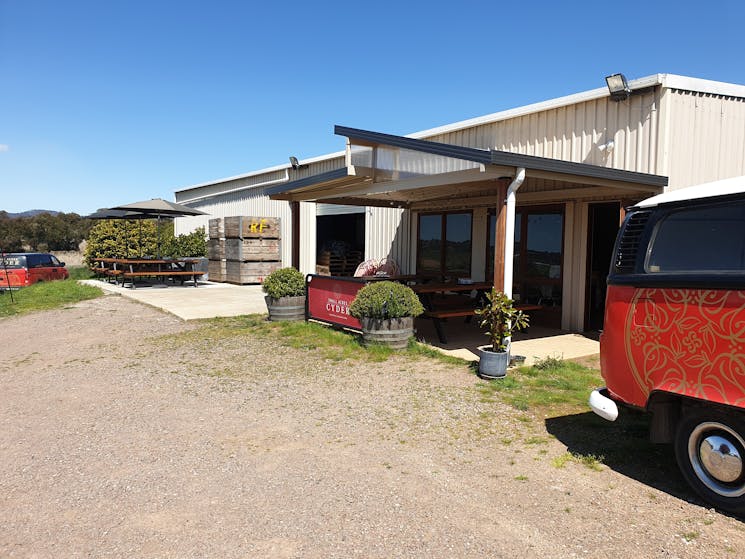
[674,409,745,514]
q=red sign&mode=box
[307,275,364,330]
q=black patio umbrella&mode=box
[108,199,208,257]
[109,198,208,217]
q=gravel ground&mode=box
[1,294,744,558]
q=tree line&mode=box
[0,211,92,252]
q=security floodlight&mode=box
[605,73,631,101]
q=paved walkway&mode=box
[81,279,599,365]
[81,279,267,320]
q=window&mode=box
[647,204,745,273]
[417,211,472,276]
[488,206,564,306]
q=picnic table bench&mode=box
[412,282,542,343]
[92,258,205,288]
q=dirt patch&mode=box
[1,294,743,558]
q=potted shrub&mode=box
[262,267,307,321]
[349,281,424,349]
[474,288,529,378]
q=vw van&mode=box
[0,253,69,291]
[589,176,745,514]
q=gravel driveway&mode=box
[1,294,744,558]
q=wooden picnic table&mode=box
[92,258,205,288]
[411,281,541,344]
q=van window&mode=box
[1,255,25,268]
[646,204,745,273]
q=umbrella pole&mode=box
[1,250,15,303]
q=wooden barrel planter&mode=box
[265,295,306,322]
[360,316,414,350]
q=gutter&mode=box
[177,169,290,204]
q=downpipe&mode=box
[503,167,525,299]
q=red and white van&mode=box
[0,253,69,291]
[590,176,745,513]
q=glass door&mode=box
[488,205,564,327]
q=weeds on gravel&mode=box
[163,315,472,366]
[0,268,102,318]
[474,356,602,416]
[552,451,604,471]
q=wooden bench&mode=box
[90,265,124,283]
[423,304,543,344]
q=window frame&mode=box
[487,204,565,304]
[416,210,473,277]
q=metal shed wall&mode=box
[365,207,410,272]
[662,89,745,188]
[424,90,663,180]
[174,155,348,274]
[174,184,295,268]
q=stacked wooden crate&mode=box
[223,216,282,284]
[207,218,226,282]
[317,250,363,276]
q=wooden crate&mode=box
[224,216,280,239]
[208,259,226,282]
[225,238,280,262]
[208,218,224,239]
[207,239,225,260]
[225,261,281,284]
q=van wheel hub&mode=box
[689,422,745,495]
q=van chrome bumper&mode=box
[589,388,619,421]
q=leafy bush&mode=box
[349,281,424,319]
[161,226,207,258]
[474,288,529,352]
[83,219,158,265]
[262,267,306,299]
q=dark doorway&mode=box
[316,213,365,276]
[585,203,621,331]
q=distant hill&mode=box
[2,209,60,219]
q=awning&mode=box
[267,125,668,208]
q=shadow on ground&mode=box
[545,411,701,505]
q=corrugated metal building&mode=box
[174,73,745,331]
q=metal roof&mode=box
[267,126,668,207]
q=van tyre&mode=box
[674,408,745,514]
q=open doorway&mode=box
[316,212,365,276]
[585,202,621,331]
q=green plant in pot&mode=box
[262,267,306,321]
[474,288,529,378]
[349,281,424,349]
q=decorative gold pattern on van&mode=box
[625,288,745,406]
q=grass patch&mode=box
[475,355,603,416]
[552,451,604,471]
[0,270,102,318]
[162,315,473,366]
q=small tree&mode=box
[83,220,158,265]
[474,289,529,352]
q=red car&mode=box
[0,253,69,291]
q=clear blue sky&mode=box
[1,0,743,215]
